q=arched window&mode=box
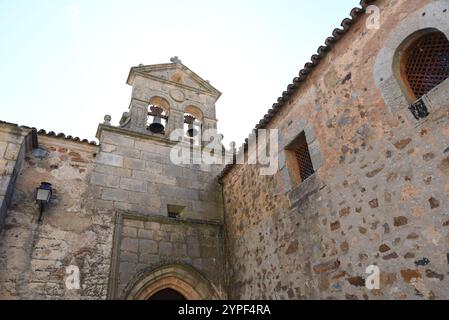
[147,97,170,134]
[401,31,449,101]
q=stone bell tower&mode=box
[119,57,221,140]
[95,58,227,299]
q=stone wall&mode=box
[0,135,115,299]
[94,125,225,298]
[0,124,34,230]
[222,0,449,300]
[113,213,224,298]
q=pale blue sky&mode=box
[0,0,359,145]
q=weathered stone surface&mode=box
[96,153,124,167]
[124,157,145,171]
[313,260,340,274]
[120,178,147,193]
[400,269,422,283]
[347,276,365,287]
[139,240,158,254]
[91,173,120,188]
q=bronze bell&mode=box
[149,116,165,134]
[148,106,165,134]
[184,115,198,137]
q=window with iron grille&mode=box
[286,132,315,184]
[167,204,185,219]
[402,31,449,100]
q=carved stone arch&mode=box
[149,96,171,116]
[184,105,204,121]
[123,264,221,300]
[147,91,174,116]
[180,100,211,119]
[374,0,449,119]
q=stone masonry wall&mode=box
[116,214,224,298]
[93,126,225,298]
[0,124,33,230]
[0,136,115,299]
[222,0,449,300]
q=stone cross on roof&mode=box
[170,56,182,64]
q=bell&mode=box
[149,116,165,134]
[187,123,198,138]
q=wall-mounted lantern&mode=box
[36,182,52,223]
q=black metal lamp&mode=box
[36,182,52,223]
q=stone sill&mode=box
[119,210,223,227]
[287,174,325,209]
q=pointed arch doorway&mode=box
[124,264,220,300]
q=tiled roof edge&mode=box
[0,120,98,146]
[218,0,377,183]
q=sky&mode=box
[0,0,359,146]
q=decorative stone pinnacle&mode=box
[170,56,182,64]
[104,115,112,125]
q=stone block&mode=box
[141,151,166,164]
[0,141,7,157]
[139,253,159,265]
[159,185,199,200]
[304,124,316,144]
[122,227,137,238]
[101,188,128,202]
[200,246,217,258]
[91,173,120,188]
[121,238,138,253]
[163,164,184,178]
[94,164,132,177]
[102,133,135,148]
[144,221,160,231]
[139,239,158,254]
[4,143,20,161]
[128,192,160,208]
[119,262,136,278]
[0,159,14,176]
[121,251,138,263]
[0,176,11,197]
[159,242,173,256]
[123,219,144,228]
[124,157,145,171]
[138,229,153,239]
[120,178,147,193]
[308,141,323,169]
[187,240,201,258]
[96,153,124,167]
[173,243,187,256]
[100,143,116,153]
[114,147,141,159]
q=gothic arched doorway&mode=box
[124,264,221,300]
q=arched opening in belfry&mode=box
[184,106,203,144]
[147,96,170,134]
[148,288,187,300]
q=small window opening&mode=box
[286,132,315,185]
[167,205,185,219]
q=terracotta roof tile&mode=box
[218,0,377,182]
[0,121,98,146]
